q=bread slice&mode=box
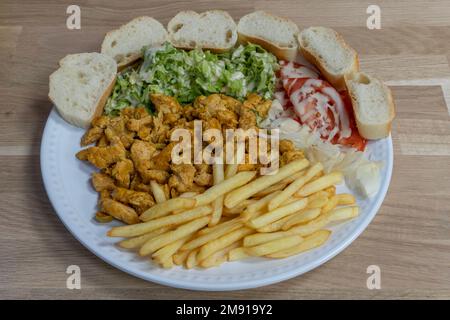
[168,10,237,53]
[237,11,299,61]
[101,16,167,68]
[345,72,395,139]
[298,26,359,90]
[49,53,117,128]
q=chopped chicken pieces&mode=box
[91,173,115,192]
[77,93,305,225]
[100,198,139,225]
[112,187,155,214]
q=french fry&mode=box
[329,206,359,221]
[280,170,307,185]
[307,195,329,209]
[296,171,343,197]
[224,159,309,208]
[322,195,338,214]
[197,217,242,235]
[173,192,200,214]
[159,257,174,269]
[244,232,290,247]
[268,163,323,210]
[266,230,331,258]
[118,226,172,249]
[241,209,264,222]
[108,206,212,237]
[181,220,243,251]
[152,236,190,263]
[228,247,250,261]
[139,217,210,256]
[200,242,240,268]
[252,181,288,198]
[150,180,166,204]
[210,163,225,226]
[223,199,257,215]
[185,248,200,269]
[140,198,196,221]
[173,250,190,266]
[246,198,308,229]
[196,227,253,261]
[194,171,257,206]
[225,164,238,178]
[336,193,356,205]
[256,214,295,232]
[323,186,336,197]
[281,208,322,230]
[246,191,281,214]
[245,235,304,256]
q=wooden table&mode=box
[1,0,449,299]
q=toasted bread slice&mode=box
[101,16,167,68]
[168,10,237,53]
[237,11,299,61]
[298,26,359,90]
[345,72,395,139]
[49,53,117,128]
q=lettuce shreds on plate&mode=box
[104,42,279,115]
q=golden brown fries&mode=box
[107,160,360,269]
[140,197,196,221]
[224,159,309,208]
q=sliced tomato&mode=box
[338,92,367,151]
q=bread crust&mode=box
[237,33,297,61]
[345,74,396,140]
[298,29,359,91]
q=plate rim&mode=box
[40,108,393,291]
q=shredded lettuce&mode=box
[104,42,278,115]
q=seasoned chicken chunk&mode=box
[111,159,134,188]
[112,187,155,214]
[168,164,196,193]
[76,137,126,169]
[91,172,115,192]
[100,198,139,224]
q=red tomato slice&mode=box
[338,92,367,151]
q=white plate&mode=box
[41,108,393,291]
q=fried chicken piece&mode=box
[150,94,182,125]
[111,159,134,188]
[76,137,126,169]
[280,150,305,166]
[91,172,115,192]
[239,93,272,129]
[112,187,155,214]
[141,169,170,184]
[81,126,104,146]
[194,171,213,187]
[105,116,135,148]
[100,198,139,224]
[168,164,196,193]
[96,135,109,147]
[150,142,175,171]
[279,139,295,153]
[130,140,157,171]
[147,111,170,143]
[196,94,239,128]
[237,154,259,172]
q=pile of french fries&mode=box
[107,159,359,269]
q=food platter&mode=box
[40,108,392,291]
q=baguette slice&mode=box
[168,10,237,53]
[49,53,117,128]
[101,16,167,68]
[298,26,359,90]
[237,11,299,61]
[345,72,395,139]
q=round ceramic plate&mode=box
[41,108,393,291]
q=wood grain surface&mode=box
[1,0,449,300]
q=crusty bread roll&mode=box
[237,11,299,61]
[168,10,237,53]
[101,16,168,68]
[345,72,395,139]
[298,26,359,90]
[49,53,117,128]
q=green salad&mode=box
[105,42,279,115]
